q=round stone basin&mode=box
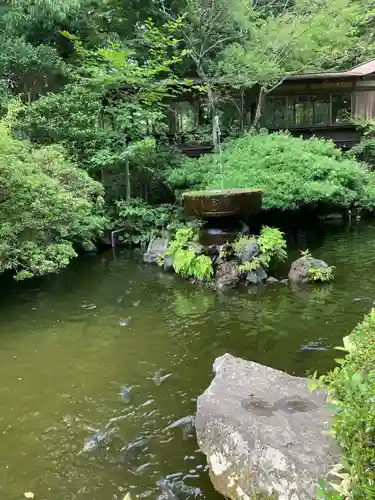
[199,223,242,247]
[183,188,263,218]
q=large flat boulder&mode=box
[196,354,340,500]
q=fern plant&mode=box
[308,265,335,282]
[163,227,213,281]
[238,258,262,273]
[232,235,257,254]
[258,226,287,267]
[235,226,287,275]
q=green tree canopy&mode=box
[167,131,375,211]
[0,110,105,280]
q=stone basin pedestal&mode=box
[183,189,263,246]
[183,188,262,219]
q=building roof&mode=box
[286,59,375,81]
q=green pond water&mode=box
[1,219,375,500]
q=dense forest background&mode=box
[2,0,375,279]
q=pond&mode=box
[1,218,375,500]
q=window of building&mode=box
[265,96,288,127]
[312,95,330,125]
[176,101,198,133]
[332,93,351,123]
[292,95,313,125]
[265,92,352,127]
[219,99,243,131]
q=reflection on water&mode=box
[0,220,375,499]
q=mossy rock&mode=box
[183,188,263,218]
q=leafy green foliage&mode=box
[311,310,375,498]
[114,198,183,246]
[238,259,260,273]
[236,226,287,274]
[15,84,106,173]
[164,227,213,281]
[258,226,287,267]
[168,132,375,211]
[308,265,335,283]
[15,17,189,204]
[0,35,68,106]
[350,119,375,164]
[232,235,257,254]
[0,118,105,280]
[215,0,360,91]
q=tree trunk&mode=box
[252,87,266,130]
[207,85,220,153]
[240,87,245,133]
[196,65,220,153]
[125,160,131,201]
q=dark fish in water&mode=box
[119,317,131,326]
[80,427,117,453]
[156,478,178,500]
[299,340,328,352]
[352,297,372,302]
[151,372,172,386]
[140,398,154,407]
[136,462,152,473]
[165,415,195,441]
[182,422,195,441]
[164,415,195,431]
[105,414,130,428]
[120,437,151,463]
[119,385,133,402]
[81,303,97,310]
[166,473,184,480]
[62,414,76,427]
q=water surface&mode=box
[0,219,374,500]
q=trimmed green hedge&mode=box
[167,131,375,211]
[314,310,375,498]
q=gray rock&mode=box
[143,237,169,264]
[266,276,279,284]
[188,242,204,255]
[280,278,289,285]
[288,256,329,284]
[207,245,219,257]
[196,354,340,500]
[236,241,259,263]
[215,262,240,289]
[217,243,234,262]
[245,266,267,284]
[163,255,174,272]
[98,231,112,247]
[80,240,97,253]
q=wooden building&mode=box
[169,59,375,155]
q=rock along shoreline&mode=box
[195,354,340,500]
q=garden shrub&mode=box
[350,119,375,165]
[299,249,335,283]
[235,226,287,273]
[114,198,184,246]
[0,122,105,280]
[167,131,375,211]
[312,311,375,498]
[162,227,213,281]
